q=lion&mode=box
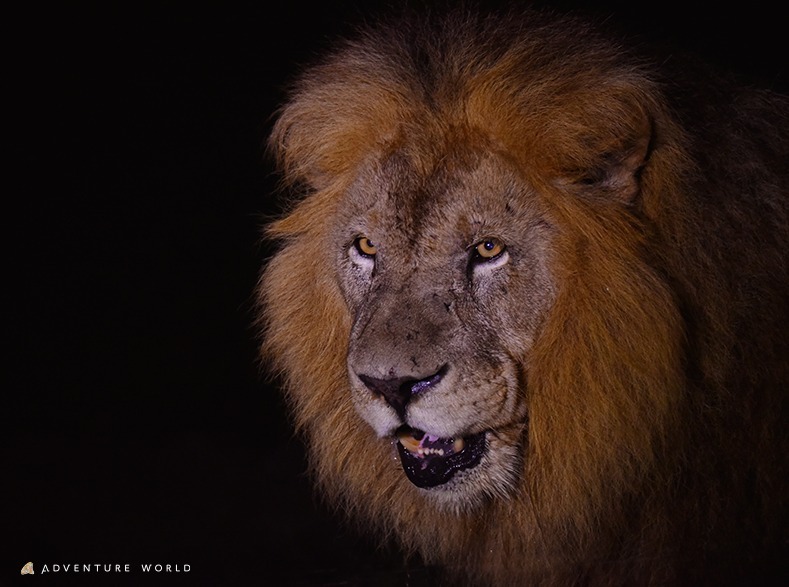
[257,8,788,585]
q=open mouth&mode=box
[395,425,487,488]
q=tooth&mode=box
[453,438,465,452]
[397,430,422,452]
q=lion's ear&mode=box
[551,93,655,204]
[269,65,404,192]
[589,120,652,203]
[268,105,335,192]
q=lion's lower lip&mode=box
[395,425,486,488]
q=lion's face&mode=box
[333,148,557,509]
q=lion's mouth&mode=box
[395,425,486,488]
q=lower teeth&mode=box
[419,448,445,456]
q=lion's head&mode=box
[258,9,788,584]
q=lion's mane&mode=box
[258,9,788,585]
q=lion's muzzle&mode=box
[355,366,489,488]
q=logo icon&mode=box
[21,562,34,575]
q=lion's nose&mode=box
[357,366,447,419]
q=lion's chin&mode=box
[395,425,487,488]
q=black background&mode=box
[6,1,785,585]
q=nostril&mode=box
[357,365,447,419]
[405,365,448,395]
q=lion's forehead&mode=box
[342,148,545,252]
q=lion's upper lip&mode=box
[395,425,486,488]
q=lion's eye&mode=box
[473,238,505,261]
[353,236,378,258]
[468,237,509,276]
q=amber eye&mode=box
[473,238,505,260]
[354,236,378,257]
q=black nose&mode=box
[357,366,447,419]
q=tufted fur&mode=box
[258,9,788,585]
